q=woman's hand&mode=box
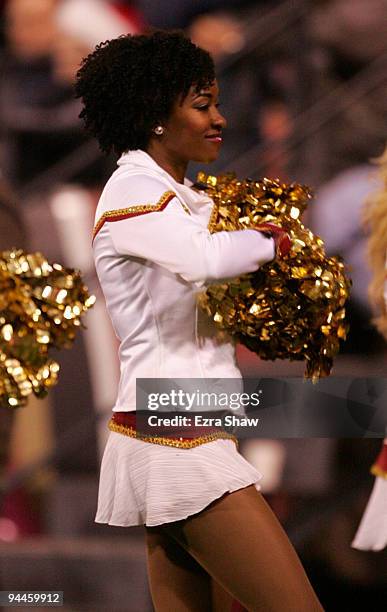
[254,223,292,258]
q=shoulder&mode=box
[114,167,171,196]
[93,170,190,241]
[104,168,176,208]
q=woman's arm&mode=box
[95,175,275,284]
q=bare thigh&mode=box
[161,485,324,612]
[146,526,236,611]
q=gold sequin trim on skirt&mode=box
[108,419,238,449]
[371,464,387,480]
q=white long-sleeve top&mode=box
[92,149,275,411]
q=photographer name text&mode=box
[147,415,260,427]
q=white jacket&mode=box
[92,150,275,411]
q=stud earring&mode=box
[154,126,164,135]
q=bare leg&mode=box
[146,526,238,611]
[146,526,212,611]
[161,485,323,612]
[211,580,236,611]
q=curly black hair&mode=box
[75,30,215,155]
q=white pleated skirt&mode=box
[351,477,387,551]
[95,431,262,527]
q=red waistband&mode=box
[375,443,387,471]
[371,442,387,479]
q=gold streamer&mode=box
[196,173,351,381]
[0,249,95,408]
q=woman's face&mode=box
[160,80,227,164]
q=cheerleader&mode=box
[352,150,387,552]
[76,30,323,610]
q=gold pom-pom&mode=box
[196,173,351,381]
[0,249,95,408]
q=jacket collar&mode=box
[118,149,168,176]
[117,149,212,209]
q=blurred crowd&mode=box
[0,1,386,609]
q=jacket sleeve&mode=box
[94,173,275,284]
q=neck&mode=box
[145,143,187,184]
